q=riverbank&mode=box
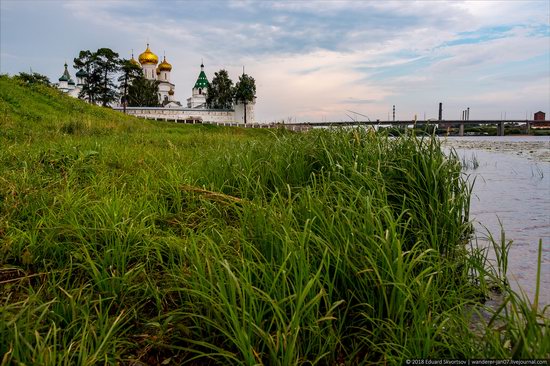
[1,77,548,363]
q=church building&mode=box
[57,43,256,124]
[57,62,85,98]
[187,62,209,108]
[132,44,177,106]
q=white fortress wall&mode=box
[234,102,256,125]
[114,107,241,123]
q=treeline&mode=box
[12,47,257,110]
[207,70,256,110]
[72,48,257,110]
[72,47,257,110]
[73,48,158,107]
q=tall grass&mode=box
[1,76,548,364]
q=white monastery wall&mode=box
[115,107,244,124]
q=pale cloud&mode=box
[1,0,548,122]
[429,29,546,73]
[247,50,394,122]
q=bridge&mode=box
[117,108,548,135]
[283,119,549,136]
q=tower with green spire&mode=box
[58,63,71,83]
[57,62,82,98]
[187,62,209,108]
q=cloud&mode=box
[1,0,548,121]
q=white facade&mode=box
[157,67,174,104]
[234,98,256,125]
[186,91,207,108]
[116,105,260,125]
[116,107,236,124]
[141,63,157,81]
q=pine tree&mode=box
[74,48,120,106]
[74,50,98,104]
[128,76,160,107]
[95,48,120,107]
[118,59,143,112]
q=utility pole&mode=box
[392,105,395,122]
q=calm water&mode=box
[444,136,550,306]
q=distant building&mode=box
[532,111,549,129]
[131,44,178,106]
[187,63,209,108]
[58,43,257,123]
[57,63,84,98]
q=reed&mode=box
[1,75,547,364]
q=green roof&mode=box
[194,70,209,89]
[75,69,87,77]
[58,63,71,82]
[68,79,75,85]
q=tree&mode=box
[14,72,50,86]
[74,50,99,104]
[234,73,256,125]
[118,59,143,112]
[127,76,160,107]
[95,48,120,107]
[74,48,120,106]
[206,69,234,109]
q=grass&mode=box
[1,75,548,364]
[461,153,480,171]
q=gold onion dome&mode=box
[129,49,140,66]
[156,67,160,75]
[138,44,158,65]
[158,56,172,72]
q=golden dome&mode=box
[158,56,172,72]
[168,88,174,96]
[138,44,158,65]
[129,50,141,67]
[156,67,160,75]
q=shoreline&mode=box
[441,136,550,162]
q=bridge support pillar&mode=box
[499,122,505,136]
[526,121,531,135]
[459,123,464,136]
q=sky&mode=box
[1,0,549,122]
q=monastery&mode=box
[58,44,256,124]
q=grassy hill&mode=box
[0,76,547,364]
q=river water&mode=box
[442,136,550,308]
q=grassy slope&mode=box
[0,76,548,364]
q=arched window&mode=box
[199,88,202,95]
